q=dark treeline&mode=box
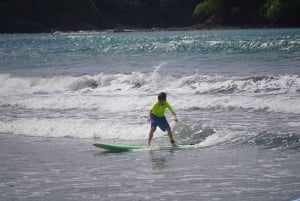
[0,0,299,33]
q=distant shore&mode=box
[1,0,299,34]
[116,24,276,33]
[0,22,290,34]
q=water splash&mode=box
[150,62,167,91]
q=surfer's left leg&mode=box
[167,126,177,146]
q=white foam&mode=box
[0,119,150,140]
[173,94,300,114]
[286,122,300,128]
[199,129,249,147]
[1,72,300,140]
[1,73,300,114]
[1,73,300,95]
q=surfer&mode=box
[147,92,178,146]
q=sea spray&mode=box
[150,62,167,91]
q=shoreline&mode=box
[1,23,297,34]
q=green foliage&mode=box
[264,0,282,20]
[264,0,300,25]
[193,0,223,18]
[193,0,300,26]
[1,0,300,33]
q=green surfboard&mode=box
[93,142,202,152]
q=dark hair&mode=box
[158,92,167,101]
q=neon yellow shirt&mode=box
[150,101,174,117]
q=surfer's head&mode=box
[158,92,167,103]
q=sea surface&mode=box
[1,28,300,201]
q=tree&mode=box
[264,0,300,26]
[193,0,223,24]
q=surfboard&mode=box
[93,142,202,152]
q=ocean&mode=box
[1,28,300,201]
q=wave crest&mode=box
[1,73,300,95]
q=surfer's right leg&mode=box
[148,127,156,146]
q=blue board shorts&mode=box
[150,113,170,132]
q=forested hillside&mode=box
[1,0,299,33]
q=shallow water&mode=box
[1,135,300,201]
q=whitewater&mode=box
[1,28,300,147]
[1,70,300,144]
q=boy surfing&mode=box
[147,92,178,146]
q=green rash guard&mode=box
[150,101,174,117]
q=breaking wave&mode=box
[1,73,300,114]
[1,73,300,95]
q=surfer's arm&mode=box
[172,111,178,122]
[147,110,151,122]
[167,102,178,122]
[148,102,157,122]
